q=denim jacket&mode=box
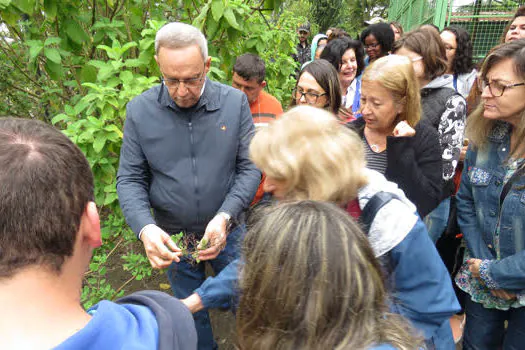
[457,121,525,292]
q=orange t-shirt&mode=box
[250,90,283,205]
[250,90,283,128]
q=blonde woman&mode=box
[183,106,459,349]
[238,200,420,350]
[349,55,443,218]
[455,39,525,349]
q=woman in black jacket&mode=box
[393,29,467,242]
[349,54,442,217]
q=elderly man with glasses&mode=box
[116,22,261,350]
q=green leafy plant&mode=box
[0,0,301,310]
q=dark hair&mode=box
[0,118,94,279]
[320,37,365,77]
[360,23,395,56]
[442,26,474,75]
[513,5,525,20]
[233,53,266,83]
[392,29,448,81]
[327,28,350,42]
[390,21,404,36]
[291,59,342,115]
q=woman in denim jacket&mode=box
[456,39,525,350]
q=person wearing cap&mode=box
[293,23,311,67]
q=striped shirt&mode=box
[363,138,387,174]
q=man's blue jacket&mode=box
[116,79,261,236]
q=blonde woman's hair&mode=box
[237,200,423,350]
[362,55,422,128]
[467,39,525,158]
[250,105,368,203]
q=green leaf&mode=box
[121,42,138,55]
[12,0,35,14]
[192,3,209,30]
[103,192,118,206]
[44,37,61,46]
[104,124,123,138]
[93,136,107,153]
[120,71,133,84]
[43,0,57,19]
[0,0,12,10]
[51,113,69,124]
[223,7,240,30]
[245,38,258,49]
[206,16,220,39]
[81,65,98,83]
[88,60,108,69]
[44,60,64,80]
[211,0,224,22]
[64,105,76,116]
[74,99,90,115]
[66,20,90,45]
[44,47,61,64]
[27,40,44,63]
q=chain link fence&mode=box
[389,0,525,61]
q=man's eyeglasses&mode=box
[365,42,380,50]
[161,72,205,89]
[293,88,327,104]
[478,78,525,97]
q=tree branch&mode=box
[0,39,44,89]
[258,10,272,30]
[4,81,41,100]
[191,0,201,15]
[111,275,136,300]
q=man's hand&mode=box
[490,289,517,300]
[181,293,204,314]
[393,121,416,137]
[467,258,482,278]
[141,225,182,268]
[198,214,228,261]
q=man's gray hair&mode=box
[155,22,208,59]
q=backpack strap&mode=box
[359,191,398,234]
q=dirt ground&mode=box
[106,242,461,350]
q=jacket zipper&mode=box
[188,120,200,225]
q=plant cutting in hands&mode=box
[170,232,210,264]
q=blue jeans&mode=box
[167,225,244,350]
[463,298,525,350]
[424,197,450,243]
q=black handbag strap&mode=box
[360,191,398,234]
[500,164,525,207]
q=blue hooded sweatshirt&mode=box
[55,290,197,350]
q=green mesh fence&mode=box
[389,0,525,61]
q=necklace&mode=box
[364,127,386,153]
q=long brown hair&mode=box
[237,201,423,350]
[467,39,525,159]
[392,28,448,82]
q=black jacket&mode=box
[349,118,443,217]
[116,79,261,236]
